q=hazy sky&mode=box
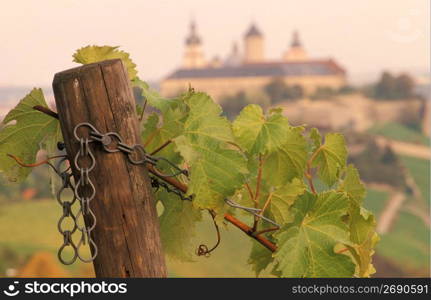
[1,0,429,87]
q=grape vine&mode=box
[0,45,378,277]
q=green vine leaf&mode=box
[347,208,379,277]
[248,241,274,277]
[73,45,138,80]
[158,189,202,262]
[133,78,185,114]
[274,191,355,277]
[339,164,377,277]
[340,164,366,207]
[141,107,187,154]
[309,127,322,151]
[312,133,347,186]
[175,135,247,211]
[263,126,308,186]
[173,92,247,211]
[233,104,290,155]
[182,92,235,144]
[269,178,306,225]
[0,88,61,182]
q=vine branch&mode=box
[253,226,280,236]
[33,105,59,119]
[7,153,66,168]
[138,99,148,122]
[252,154,264,232]
[150,140,172,155]
[305,146,322,194]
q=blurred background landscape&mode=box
[0,0,429,277]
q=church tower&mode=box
[283,30,308,61]
[244,23,264,63]
[183,20,206,69]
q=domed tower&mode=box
[244,23,264,63]
[183,20,206,69]
[283,30,308,61]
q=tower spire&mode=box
[185,19,201,45]
[291,30,301,48]
[283,30,307,61]
[183,19,205,68]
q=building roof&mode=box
[245,23,262,37]
[166,59,346,80]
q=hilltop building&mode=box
[160,22,347,101]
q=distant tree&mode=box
[348,140,406,188]
[264,78,287,104]
[310,86,337,100]
[287,84,304,100]
[374,72,397,99]
[372,71,417,100]
[338,85,356,94]
[395,73,415,99]
[221,91,249,119]
[264,78,304,104]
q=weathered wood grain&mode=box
[52,59,167,278]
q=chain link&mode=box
[55,158,78,265]
[73,126,98,263]
[54,155,98,265]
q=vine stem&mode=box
[7,153,66,167]
[150,140,172,155]
[33,105,59,119]
[253,226,280,236]
[224,214,277,252]
[252,154,263,232]
[32,106,278,253]
[138,99,148,122]
[305,146,322,194]
[197,210,221,256]
[245,183,254,201]
[260,192,273,216]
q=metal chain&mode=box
[72,125,98,263]
[55,157,78,265]
[54,155,98,265]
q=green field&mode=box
[399,155,430,207]
[364,188,389,217]
[374,154,430,274]
[377,211,430,272]
[368,122,430,145]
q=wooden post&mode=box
[52,59,167,278]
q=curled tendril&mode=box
[196,244,211,257]
[196,211,221,258]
